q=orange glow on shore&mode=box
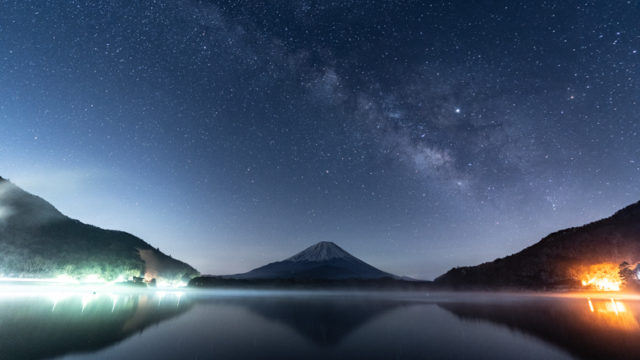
[578,263,622,291]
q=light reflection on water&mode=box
[586,298,639,330]
[0,285,189,360]
[3,288,640,359]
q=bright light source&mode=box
[579,263,622,291]
[55,274,78,284]
[83,274,105,283]
[155,279,188,289]
[0,274,190,292]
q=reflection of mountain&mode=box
[439,297,640,360]
[0,290,190,360]
[200,296,405,346]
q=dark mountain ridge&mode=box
[435,200,640,289]
[0,176,197,282]
[190,241,410,288]
[228,241,394,280]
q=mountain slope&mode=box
[435,200,640,289]
[0,176,198,282]
[230,241,394,280]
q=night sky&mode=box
[1,1,639,279]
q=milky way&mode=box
[1,1,639,278]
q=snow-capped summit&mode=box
[286,241,354,262]
[230,241,395,280]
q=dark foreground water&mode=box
[1,286,639,360]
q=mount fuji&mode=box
[229,241,394,280]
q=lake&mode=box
[1,286,639,360]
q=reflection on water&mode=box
[5,288,640,359]
[194,295,404,346]
[440,295,640,360]
[62,291,571,360]
[0,285,189,360]
[586,298,639,330]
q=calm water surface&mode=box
[1,286,638,359]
